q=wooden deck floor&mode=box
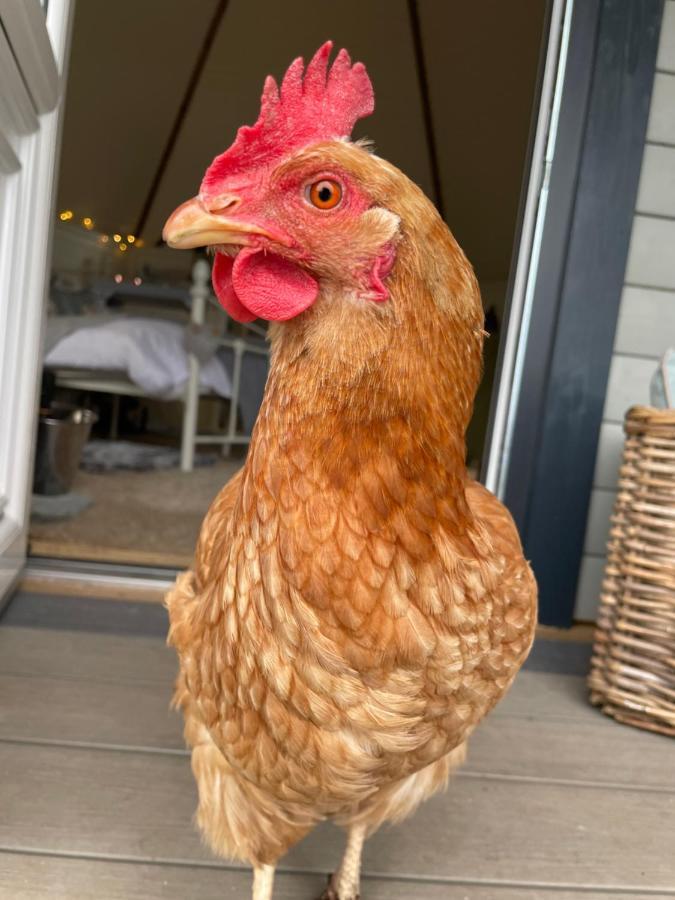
[1,592,674,899]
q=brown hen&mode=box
[163,42,536,900]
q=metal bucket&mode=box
[33,406,98,495]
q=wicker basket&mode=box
[588,405,675,737]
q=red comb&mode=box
[200,42,374,195]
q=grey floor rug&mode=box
[31,492,92,521]
[80,440,216,472]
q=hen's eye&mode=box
[307,179,342,210]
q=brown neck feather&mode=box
[245,211,483,508]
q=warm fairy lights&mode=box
[58,209,145,262]
[111,274,144,287]
[58,211,146,285]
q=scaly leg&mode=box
[252,864,275,900]
[320,823,367,900]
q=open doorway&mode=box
[29,0,548,571]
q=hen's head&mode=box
[164,42,482,436]
[163,43,478,331]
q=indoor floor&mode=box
[1,592,674,899]
[29,459,242,568]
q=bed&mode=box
[44,259,268,472]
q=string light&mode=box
[57,210,145,251]
[114,274,123,284]
[133,276,142,286]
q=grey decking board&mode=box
[0,625,176,685]
[495,668,591,720]
[1,619,672,897]
[3,854,674,900]
[1,741,674,889]
[467,716,675,789]
[1,672,673,791]
[0,624,592,719]
[524,638,592,675]
[2,591,590,674]
[0,852,323,900]
[0,592,170,637]
[0,673,185,750]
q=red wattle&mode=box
[211,253,257,323]
[231,248,318,322]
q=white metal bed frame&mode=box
[180,258,267,471]
[52,258,268,473]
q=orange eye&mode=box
[307,179,342,210]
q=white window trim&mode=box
[0,0,74,598]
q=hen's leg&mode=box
[252,864,275,900]
[320,823,366,900]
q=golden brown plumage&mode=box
[164,47,536,900]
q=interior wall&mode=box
[56,0,433,242]
[417,0,546,281]
[57,0,545,277]
[55,0,221,238]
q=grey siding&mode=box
[574,0,675,620]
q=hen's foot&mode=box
[317,873,360,900]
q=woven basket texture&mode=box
[589,406,675,737]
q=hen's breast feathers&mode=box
[167,435,536,812]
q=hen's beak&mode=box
[162,195,271,250]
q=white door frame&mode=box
[0,0,74,603]
[0,0,574,600]
[483,0,575,498]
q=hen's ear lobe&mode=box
[367,245,397,302]
[362,207,401,242]
[353,207,400,302]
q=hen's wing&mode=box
[193,467,244,587]
[461,477,536,685]
[465,479,529,563]
[167,466,243,707]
